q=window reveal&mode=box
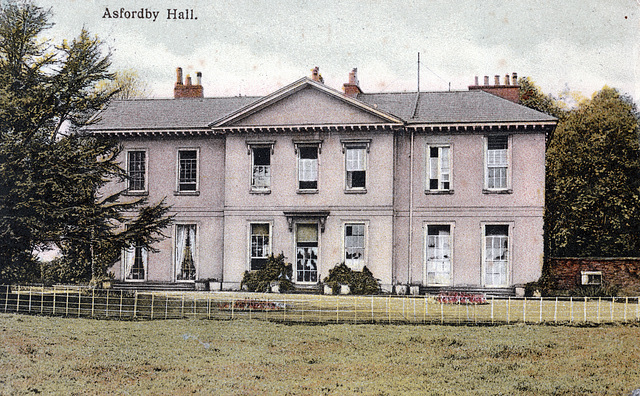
[486,136,508,189]
[127,151,146,191]
[252,147,271,189]
[427,146,450,191]
[298,146,318,190]
[250,223,270,271]
[345,146,366,189]
[344,223,365,271]
[176,224,196,281]
[296,223,318,283]
[178,150,198,191]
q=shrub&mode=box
[241,253,293,293]
[323,263,381,295]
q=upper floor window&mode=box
[485,136,510,191]
[127,150,147,193]
[298,146,318,191]
[252,146,271,191]
[345,146,367,191]
[177,149,198,193]
[426,145,451,192]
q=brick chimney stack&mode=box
[174,67,204,98]
[469,72,520,103]
[343,68,362,98]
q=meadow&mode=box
[1,313,639,395]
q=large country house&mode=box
[86,67,556,294]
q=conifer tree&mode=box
[0,1,172,283]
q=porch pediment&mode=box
[283,210,330,232]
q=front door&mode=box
[296,223,318,283]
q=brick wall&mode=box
[548,257,640,293]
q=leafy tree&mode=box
[96,68,150,100]
[545,87,640,257]
[0,1,172,283]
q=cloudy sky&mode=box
[38,0,639,101]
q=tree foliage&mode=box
[96,68,150,100]
[545,87,640,257]
[0,1,172,283]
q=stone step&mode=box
[110,281,195,292]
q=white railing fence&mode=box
[2,285,639,325]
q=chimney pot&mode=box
[484,76,489,85]
[196,72,202,86]
[176,67,183,85]
[186,75,192,86]
[494,75,500,85]
[512,72,518,86]
[505,74,510,85]
[474,76,479,86]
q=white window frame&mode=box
[342,139,370,193]
[294,222,320,284]
[247,142,275,193]
[484,135,512,193]
[122,242,147,282]
[176,148,199,194]
[482,223,512,287]
[581,271,603,286]
[294,141,321,193]
[343,222,368,271]
[425,144,452,193]
[248,222,272,271]
[174,223,198,282]
[125,149,148,194]
[423,223,454,286]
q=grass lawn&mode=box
[1,314,639,395]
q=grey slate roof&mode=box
[357,90,557,124]
[85,86,555,132]
[84,96,260,131]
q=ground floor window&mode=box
[425,225,451,285]
[484,225,509,286]
[344,223,365,271]
[123,243,147,281]
[250,223,271,271]
[296,223,318,283]
[176,224,197,281]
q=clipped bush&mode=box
[323,263,381,295]
[241,253,293,293]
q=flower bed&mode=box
[436,292,487,304]
[216,299,286,311]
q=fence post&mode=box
[53,290,56,315]
[207,293,211,320]
[624,297,628,322]
[424,295,428,323]
[65,290,69,316]
[119,290,123,318]
[150,294,154,320]
[539,297,543,323]
[597,297,601,323]
[133,292,138,318]
[584,297,587,323]
[181,295,185,318]
[354,296,357,324]
[193,295,197,318]
[491,296,494,324]
[78,289,82,318]
[231,298,235,320]
[570,297,573,323]
[164,293,168,320]
[371,295,374,323]
[336,296,339,324]
[506,297,510,324]
[387,295,391,324]
[440,299,444,324]
[610,298,614,322]
[16,290,20,313]
[3,286,8,312]
[523,297,526,323]
[105,290,109,317]
[40,289,44,314]
[91,288,94,317]
[554,297,558,323]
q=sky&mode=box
[37,0,639,102]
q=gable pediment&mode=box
[212,78,402,128]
